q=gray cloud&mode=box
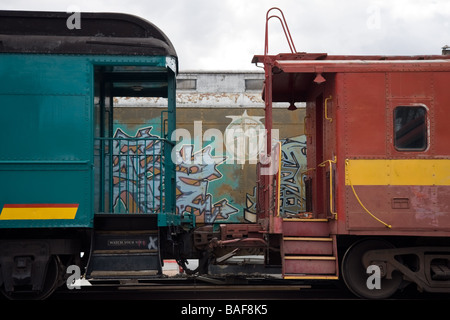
[1,0,449,70]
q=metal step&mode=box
[284,275,339,280]
[284,256,336,275]
[281,218,338,279]
[282,218,329,237]
[283,237,333,255]
[86,229,161,279]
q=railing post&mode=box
[164,69,177,215]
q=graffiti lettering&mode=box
[111,126,238,223]
[245,135,307,221]
[279,136,307,215]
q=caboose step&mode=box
[284,256,336,275]
[281,218,337,279]
[283,237,333,255]
[284,275,339,280]
[282,218,329,237]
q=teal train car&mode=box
[0,11,178,298]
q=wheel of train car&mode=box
[1,255,60,300]
[341,239,402,299]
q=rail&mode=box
[324,95,333,122]
[94,137,173,214]
[264,7,297,56]
[256,141,282,232]
[318,156,337,220]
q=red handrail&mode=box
[264,7,297,56]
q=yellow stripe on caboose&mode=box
[0,204,78,220]
[345,159,450,186]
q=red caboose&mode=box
[252,11,450,298]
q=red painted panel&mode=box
[432,72,450,156]
[283,220,329,237]
[284,259,336,274]
[343,73,387,157]
[388,72,434,98]
[283,239,333,255]
[346,185,450,231]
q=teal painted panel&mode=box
[0,165,92,228]
[0,55,89,95]
[87,55,168,67]
[0,54,93,228]
[0,95,90,161]
[0,53,173,229]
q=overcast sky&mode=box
[2,0,450,71]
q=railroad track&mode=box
[49,278,450,300]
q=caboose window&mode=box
[394,106,427,151]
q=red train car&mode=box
[251,9,450,299]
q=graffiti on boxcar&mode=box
[279,135,307,216]
[244,135,307,221]
[175,143,238,223]
[112,126,163,214]
[111,126,238,223]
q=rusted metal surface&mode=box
[284,257,336,275]
[251,7,450,296]
[254,25,450,237]
[252,53,450,103]
[282,219,329,237]
[283,238,333,255]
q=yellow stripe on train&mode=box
[345,159,450,186]
[0,204,78,220]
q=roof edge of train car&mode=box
[0,10,177,70]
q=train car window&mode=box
[394,106,427,151]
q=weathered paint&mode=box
[255,51,450,236]
[110,72,306,225]
[113,90,306,224]
[0,53,175,229]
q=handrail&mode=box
[95,136,174,145]
[345,159,392,228]
[324,95,333,122]
[94,136,166,214]
[264,7,297,56]
[276,141,282,217]
[318,156,337,219]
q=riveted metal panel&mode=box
[0,53,177,229]
[0,54,93,229]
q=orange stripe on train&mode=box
[0,204,78,220]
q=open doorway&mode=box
[93,65,176,215]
